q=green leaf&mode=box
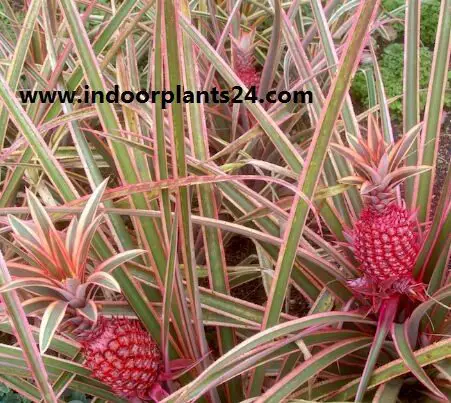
[314,184,352,200]
[372,379,403,403]
[249,1,382,394]
[73,179,108,256]
[25,191,54,246]
[330,339,451,401]
[391,323,446,400]
[407,286,451,346]
[39,301,69,354]
[86,272,121,293]
[0,278,63,294]
[166,313,374,402]
[0,250,57,401]
[178,13,303,173]
[0,0,44,148]
[415,0,451,222]
[257,338,372,402]
[161,213,178,363]
[356,296,399,401]
[95,249,146,273]
[7,215,40,246]
[76,300,98,322]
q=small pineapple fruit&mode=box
[79,317,165,401]
[2,180,168,399]
[332,117,429,304]
[231,28,261,89]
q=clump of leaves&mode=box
[352,43,451,117]
[0,383,31,403]
[382,0,441,47]
[0,384,88,403]
[0,0,448,402]
[1,180,145,353]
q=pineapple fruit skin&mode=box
[235,54,260,89]
[232,30,260,89]
[80,317,162,400]
[352,203,419,282]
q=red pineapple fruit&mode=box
[352,203,418,281]
[231,29,261,89]
[3,180,171,401]
[79,317,166,401]
[332,117,429,307]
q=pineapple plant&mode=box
[0,181,168,401]
[0,0,448,401]
[332,117,430,308]
[231,28,261,89]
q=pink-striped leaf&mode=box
[86,271,121,292]
[39,300,68,353]
[392,323,446,400]
[95,249,146,273]
[76,300,98,322]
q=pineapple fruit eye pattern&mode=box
[79,317,165,401]
[0,0,449,402]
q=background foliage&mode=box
[0,0,448,402]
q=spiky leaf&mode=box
[86,272,121,292]
[40,301,68,353]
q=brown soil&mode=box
[226,235,310,317]
[225,236,268,307]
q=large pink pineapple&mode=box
[79,317,165,401]
[332,117,428,305]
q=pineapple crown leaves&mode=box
[1,180,146,352]
[231,27,259,55]
[332,119,430,197]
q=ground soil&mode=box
[226,233,310,317]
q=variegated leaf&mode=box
[5,262,48,278]
[8,215,40,246]
[13,235,61,279]
[76,300,98,322]
[40,300,68,353]
[72,214,104,276]
[86,271,121,292]
[95,249,146,273]
[73,179,108,256]
[383,166,432,189]
[49,229,75,278]
[25,190,56,249]
[388,123,423,172]
[65,217,78,260]
[338,176,366,185]
[392,323,446,400]
[0,278,62,293]
[22,297,57,316]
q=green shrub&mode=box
[382,0,441,48]
[0,384,30,403]
[352,43,451,117]
[0,383,89,402]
